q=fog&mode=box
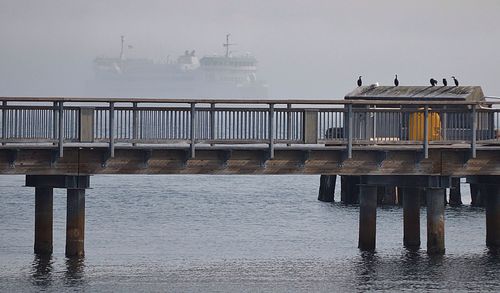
[0,0,499,98]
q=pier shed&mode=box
[343,85,494,143]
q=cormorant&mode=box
[357,76,362,87]
[394,74,399,86]
[452,76,459,86]
[430,78,437,86]
[442,78,448,86]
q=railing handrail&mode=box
[0,96,498,106]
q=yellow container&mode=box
[409,110,441,141]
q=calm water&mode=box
[0,175,499,292]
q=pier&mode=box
[1,87,500,256]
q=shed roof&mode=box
[345,85,484,102]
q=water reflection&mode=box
[64,256,85,286]
[31,254,53,288]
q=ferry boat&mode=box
[87,35,268,98]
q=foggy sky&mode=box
[1,0,499,98]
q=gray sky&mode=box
[0,0,499,98]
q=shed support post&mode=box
[402,187,421,248]
[190,103,196,158]
[132,102,138,146]
[347,104,353,159]
[426,187,445,254]
[269,104,275,159]
[1,101,6,145]
[358,184,377,251]
[423,105,429,159]
[109,102,115,158]
[34,187,53,254]
[58,102,64,157]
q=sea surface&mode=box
[0,175,499,292]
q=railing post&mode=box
[269,103,275,159]
[132,102,138,146]
[210,103,215,146]
[471,104,477,158]
[303,109,318,144]
[58,102,64,157]
[423,105,429,159]
[1,101,6,145]
[78,107,94,143]
[287,104,292,146]
[190,103,196,158]
[347,104,353,159]
[52,102,58,145]
[109,102,115,158]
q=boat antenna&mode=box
[120,35,125,60]
[223,34,234,57]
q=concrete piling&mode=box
[449,177,462,206]
[66,189,85,257]
[426,188,445,254]
[358,185,377,251]
[34,187,53,255]
[484,185,500,247]
[402,187,421,248]
[318,175,336,202]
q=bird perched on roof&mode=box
[430,78,438,86]
[357,76,362,87]
[394,74,399,86]
[452,76,459,86]
[442,78,448,86]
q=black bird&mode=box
[430,78,438,86]
[394,74,399,86]
[357,76,362,87]
[452,76,459,86]
[442,78,448,86]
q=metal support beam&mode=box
[426,187,445,254]
[402,187,421,248]
[66,189,85,257]
[34,187,53,254]
[358,184,377,251]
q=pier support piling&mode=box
[484,185,500,247]
[402,187,421,248]
[66,189,85,257]
[426,188,446,254]
[449,177,462,206]
[358,185,377,251]
[34,187,53,254]
[341,176,360,204]
[318,175,336,202]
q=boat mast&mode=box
[223,34,234,57]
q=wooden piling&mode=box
[341,176,360,204]
[34,187,53,254]
[426,188,445,254]
[449,177,462,206]
[402,187,420,248]
[358,185,377,251]
[484,185,500,247]
[66,189,85,257]
[318,175,336,202]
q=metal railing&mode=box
[0,97,499,159]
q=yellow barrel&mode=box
[409,110,441,141]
